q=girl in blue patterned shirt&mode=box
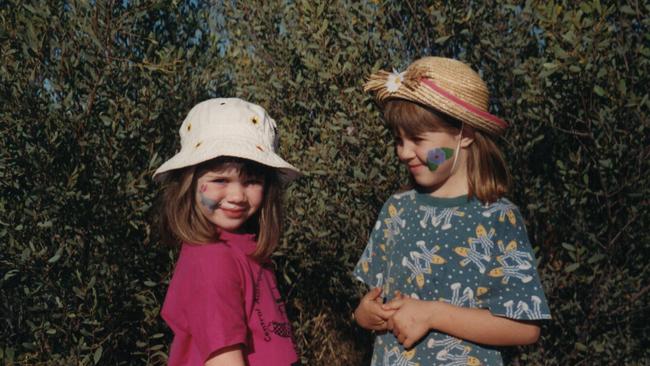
[353,57,551,366]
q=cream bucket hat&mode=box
[153,98,300,181]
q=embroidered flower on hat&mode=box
[385,69,406,93]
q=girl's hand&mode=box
[354,288,395,331]
[382,297,435,349]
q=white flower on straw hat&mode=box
[385,69,406,93]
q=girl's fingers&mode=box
[372,319,385,330]
[368,300,392,320]
[367,287,383,301]
[382,298,404,310]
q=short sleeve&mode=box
[353,200,391,289]
[176,247,248,361]
[479,203,552,320]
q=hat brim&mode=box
[363,61,508,136]
[153,137,301,182]
[386,78,508,136]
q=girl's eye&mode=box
[211,178,228,184]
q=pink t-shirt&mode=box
[161,231,299,365]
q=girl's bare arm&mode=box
[205,344,246,366]
[428,301,539,345]
[384,297,540,348]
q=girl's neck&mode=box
[426,180,468,198]
[217,228,256,241]
[425,160,470,198]
[216,223,257,237]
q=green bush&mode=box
[1,1,648,365]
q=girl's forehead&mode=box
[199,161,267,179]
[385,100,460,137]
[201,166,240,176]
[395,125,442,138]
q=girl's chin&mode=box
[209,216,248,231]
[412,174,452,192]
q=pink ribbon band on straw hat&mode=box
[420,78,508,129]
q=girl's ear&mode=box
[460,125,475,148]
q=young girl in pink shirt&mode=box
[154,98,301,366]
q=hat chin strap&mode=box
[449,122,464,174]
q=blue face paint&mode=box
[199,192,220,211]
[426,147,454,171]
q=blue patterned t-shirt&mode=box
[354,190,551,366]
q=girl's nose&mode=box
[397,141,416,162]
[226,183,246,202]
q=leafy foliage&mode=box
[1,0,648,365]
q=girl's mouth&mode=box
[220,207,246,218]
[408,163,425,173]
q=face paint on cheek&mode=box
[199,191,220,212]
[426,147,454,171]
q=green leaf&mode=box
[442,147,454,159]
[569,65,581,73]
[47,247,64,264]
[37,220,53,228]
[565,263,580,273]
[599,159,612,168]
[561,243,576,251]
[434,35,451,44]
[593,85,606,96]
[587,253,605,264]
[620,5,636,15]
[3,269,18,281]
[93,346,103,364]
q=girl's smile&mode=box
[407,162,426,174]
[220,206,247,219]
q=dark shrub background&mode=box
[1,1,648,365]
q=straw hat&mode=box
[364,57,508,136]
[153,98,300,181]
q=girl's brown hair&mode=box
[158,157,283,260]
[383,99,510,203]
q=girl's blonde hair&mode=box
[158,157,282,260]
[383,99,510,203]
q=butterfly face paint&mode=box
[426,147,454,171]
[199,183,221,211]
